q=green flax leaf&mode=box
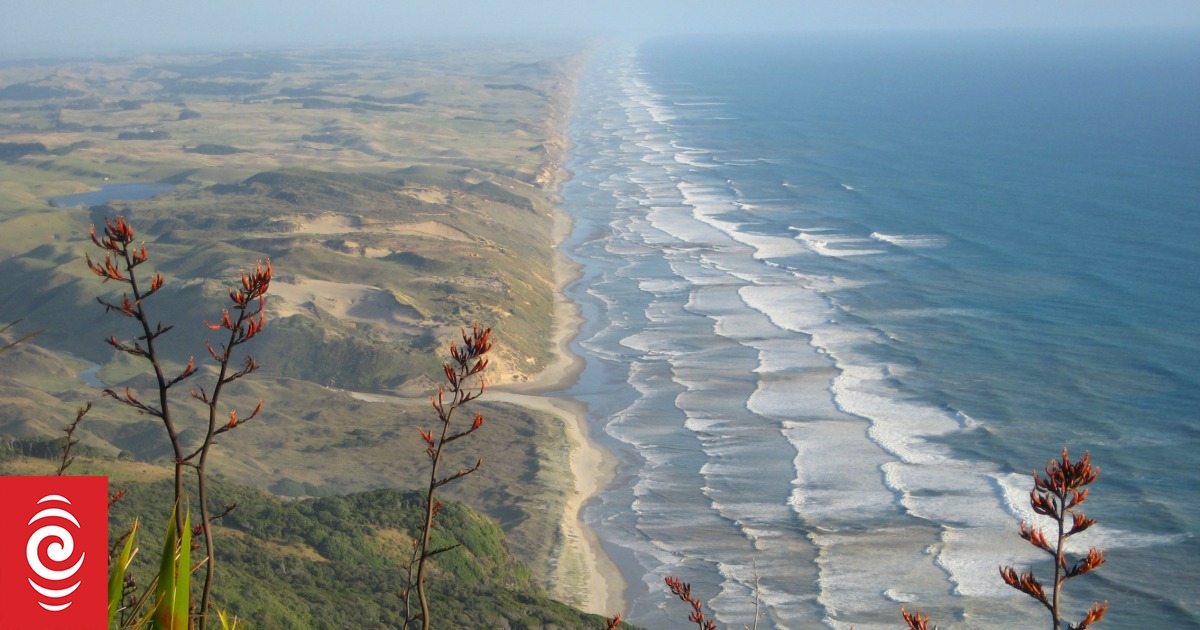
[108,519,139,627]
[153,506,189,630]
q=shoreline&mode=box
[490,205,628,616]
[490,49,628,617]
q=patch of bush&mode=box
[185,143,246,155]
[0,82,85,100]
[0,142,48,161]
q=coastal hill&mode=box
[0,43,625,625]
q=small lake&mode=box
[48,182,175,207]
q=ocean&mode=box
[558,30,1200,629]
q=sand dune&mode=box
[290,212,363,234]
[386,220,473,242]
[286,212,474,243]
[269,278,419,330]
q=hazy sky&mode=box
[4,0,1200,58]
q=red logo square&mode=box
[0,476,109,630]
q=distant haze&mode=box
[5,0,1200,58]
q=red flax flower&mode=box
[999,566,1046,601]
[901,606,937,630]
[89,215,136,250]
[1067,548,1105,579]
[1072,601,1109,630]
[87,217,171,328]
[1000,448,1107,630]
[665,576,717,630]
[208,259,271,343]
[86,217,163,291]
[200,260,271,374]
[1019,521,1053,554]
[230,259,272,308]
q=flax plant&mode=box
[402,323,492,630]
[0,319,42,353]
[1000,448,1108,630]
[87,216,271,628]
[664,576,718,630]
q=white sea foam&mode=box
[833,365,962,465]
[645,206,729,246]
[674,151,718,168]
[735,264,1070,622]
[810,527,956,630]
[869,232,949,248]
[636,277,688,294]
[707,221,810,259]
[739,284,837,333]
[792,229,886,257]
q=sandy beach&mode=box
[490,210,628,616]
[487,67,629,616]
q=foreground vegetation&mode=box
[0,449,622,629]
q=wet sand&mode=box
[491,210,628,616]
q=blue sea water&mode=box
[560,30,1200,629]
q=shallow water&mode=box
[48,182,175,207]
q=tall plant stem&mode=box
[115,232,187,534]
[408,324,490,630]
[195,315,238,629]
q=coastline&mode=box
[490,207,628,616]
[489,49,628,616]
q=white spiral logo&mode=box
[26,494,86,612]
